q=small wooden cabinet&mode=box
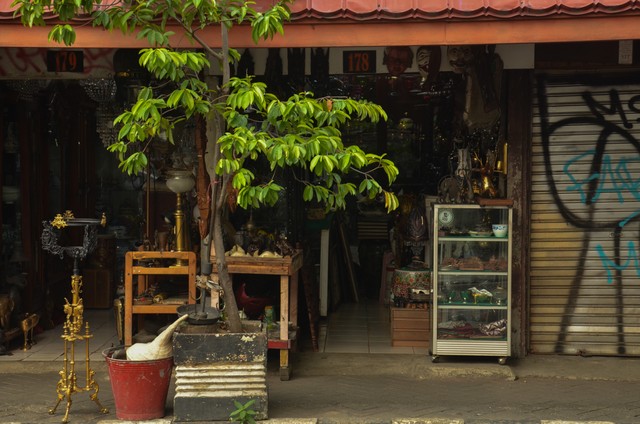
[391,306,430,348]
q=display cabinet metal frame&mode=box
[431,203,512,364]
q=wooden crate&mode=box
[391,306,430,348]
[211,250,303,275]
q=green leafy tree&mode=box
[14,0,399,332]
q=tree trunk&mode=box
[213,198,242,333]
[204,105,242,333]
[201,21,242,334]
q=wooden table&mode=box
[212,250,303,380]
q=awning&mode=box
[287,0,640,20]
[1,0,640,48]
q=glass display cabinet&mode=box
[431,203,512,364]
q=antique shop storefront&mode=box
[2,0,640,359]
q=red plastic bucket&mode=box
[103,347,173,420]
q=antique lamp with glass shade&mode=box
[165,169,195,264]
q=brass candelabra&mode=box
[41,211,109,423]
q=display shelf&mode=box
[123,250,196,346]
[431,203,512,364]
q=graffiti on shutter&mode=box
[531,73,640,356]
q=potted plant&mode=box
[16,0,400,418]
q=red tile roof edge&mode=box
[2,1,640,22]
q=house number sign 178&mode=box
[343,50,376,74]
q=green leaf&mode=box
[303,185,313,202]
[309,155,320,174]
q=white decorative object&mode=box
[492,224,508,238]
[165,169,195,194]
[438,208,454,226]
[126,314,189,361]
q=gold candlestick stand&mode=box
[41,212,109,423]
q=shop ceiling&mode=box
[1,0,640,48]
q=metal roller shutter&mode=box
[531,73,640,356]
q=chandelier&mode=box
[171,121,197,170]
[80,78,118,147]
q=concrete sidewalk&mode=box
[289,351,640,382]
[1,352,639,424]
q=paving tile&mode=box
[369,344,414,354]
[324,343,369,353]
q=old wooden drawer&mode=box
[390,306,430,348]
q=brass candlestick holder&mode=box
[41,211,109,423]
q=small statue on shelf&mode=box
[274,232,295,257]
[246,232,262,257]
[405,205,427,242]
[473,150,498,198]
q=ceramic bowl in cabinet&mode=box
[492,224,508,238]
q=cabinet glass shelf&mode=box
[438,271,508,275]
[438,236,508,242]
[438,304,508,308]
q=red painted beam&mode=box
[2,16,640,48]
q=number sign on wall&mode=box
[46,50,84,73]
[343,50,376,74]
